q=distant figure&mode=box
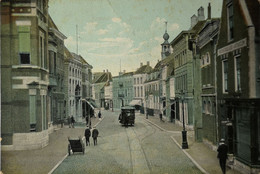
[159,113,163,122]
[92,127,99,146]
[68,116,71,128]
[71,116,75,128]
[98,111,102,119]
[84,126,91,146]
[217,138,228,174]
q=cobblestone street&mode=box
[53,110,202,174]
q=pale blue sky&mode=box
[49,0,223,76]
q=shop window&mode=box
[236,108,251,162]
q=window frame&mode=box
[227,2,234,42]
[222,59,228,93]
[234,55,241,92]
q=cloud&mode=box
[150,17,166,31]
[97,29,108,35]
[168,23,180,31]
[84,22,98,32]
[112,17,121,23]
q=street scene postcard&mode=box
[1,0,260,174]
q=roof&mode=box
[122,72,134,76]
[48,14,59,30]
[64,47,73,60]
[93,72,112,84]
[135,65,153,74]
[189,20,207,36]
[170,30,190,45]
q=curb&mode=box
[144,117,209,174]
[170,136,209,174]
[48,154,68,174]
[144,118,168,132]
[48,116,105,174]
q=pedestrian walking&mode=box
[71,116,75,128]
[159,113,163,122]
[98,111,102,119]
[92,127,99,146]
[84,126,91,146]
[217,138,228,174]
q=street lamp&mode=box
[181,90,188,149]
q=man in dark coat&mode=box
[217,138,228,174]
[98,111,101,119]
[84,126,91,146]
[71,116,75,128]
[92,127,99,146]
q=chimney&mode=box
[140,62,143,67]
[191,15,198,28]
[197,6,205,21]
[147,61,150,66]
[208,3,211,19]
[103,70,105,72]
[123,70,126,73]
[106,69,108,72]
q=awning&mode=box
[129,99,141,106]
[86,100,98,110]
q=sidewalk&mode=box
[140,113,242,174]
[1,116,103,174]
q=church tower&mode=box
[161,21,171,59]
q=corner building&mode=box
[1,0,50,150]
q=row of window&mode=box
[175,49,188,68]
[202,100,216,115]
[201,52,211,67]
[69,79,81,93]
[134,77,143,84]
[145,83,158,92]
[69,66,82,78]
[176,74,187,91]
[134,86,143,98]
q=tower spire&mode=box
[165,21,168,33]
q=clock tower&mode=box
[161,21,171,59]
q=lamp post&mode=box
[181,90,188,149]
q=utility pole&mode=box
[76,25,78,55]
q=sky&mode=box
[49,0,223,76]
